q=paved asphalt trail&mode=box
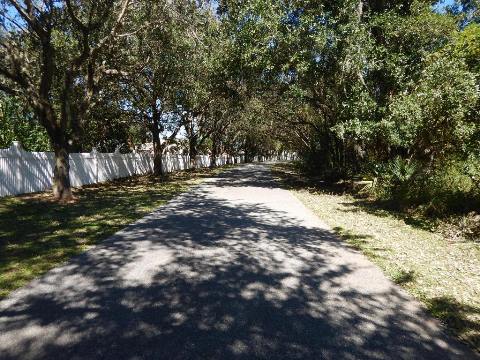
[0,164,477,359]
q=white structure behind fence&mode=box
[0,142,295,198]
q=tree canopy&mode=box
[1,0,479,207]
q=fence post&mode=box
[91,148,99,183]
[10,141,23,194]
[132,149,138,175]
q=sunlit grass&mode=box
[273,163,480,353]
[0,166,228,299]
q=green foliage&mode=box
[1,0,479,214]
[385,54,478,162]
[420,157,480,215]
[388,157,418,185]
[0,95,50,151]
[453,23,480,72]
[369,5,457,95]
[372,157,419,208]
[371,156,480,214]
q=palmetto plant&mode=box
[389,156,418,186]
[386,157,418,208]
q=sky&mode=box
[434,0,457,12]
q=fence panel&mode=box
[70,153,97,186]
[0,142,294,198]
[0,143,54,197]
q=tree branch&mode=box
[0,82,19,95]
[91,0,131,58]
[7,0,47,38]
[64,0,88,32]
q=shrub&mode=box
[369,155,480,216]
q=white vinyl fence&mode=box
[0,141,296,198]
[0,142,245,198]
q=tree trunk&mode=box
[151,108,165,176]
[40,99,73,202]
[188,134,198,169]
[52,142,73,202]
[210,138,218,168]
[153,147,164,176]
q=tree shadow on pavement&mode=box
[0,165,476,359]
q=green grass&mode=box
[273,163,480,353]
[0,166,228,299]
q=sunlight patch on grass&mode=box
[0,166,229,299]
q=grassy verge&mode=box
[0,166,229,299]
[272,162,480,352]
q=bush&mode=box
[420,157,480,216]
[369,156,480,216]
[367,157,419,209]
